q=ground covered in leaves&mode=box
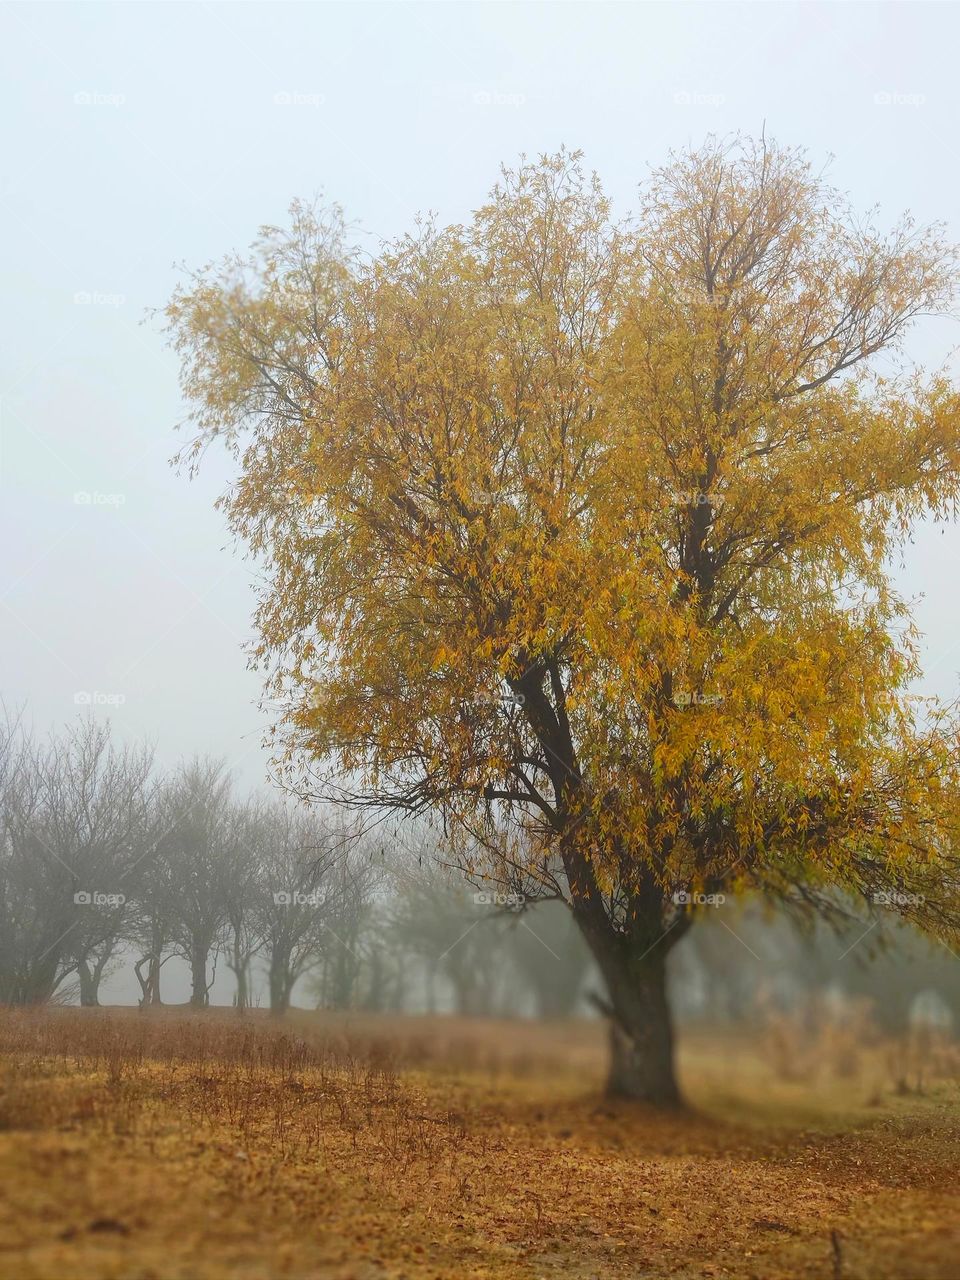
[0,1008,956,1279]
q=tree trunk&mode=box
[189,944,210,1008]
[135,919,166,1007]
[390,953,406,1012]
[365,946,385,1012]
[534,978,580,1020]
[605,954,680,1104]
[146,952,162,1004]
[232,934,249,1013]
[77,957,100,1007]
[235,961,249,1013]
[582,921,683,1106]
[269,950,291,1014]
[148,921,164,1004]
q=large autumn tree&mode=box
[167,138,960,1104]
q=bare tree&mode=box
[128,786,178,1008]
[218,799,268,1011]
[53,723,156,1006]
[160,760,231,1008]
[315,842,381,1010]
[386,837,517,1018]
[0,712,61,1004]
[255,805,337,1014]
[507,900,593,1019]
[0,717,155,1006]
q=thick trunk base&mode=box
[605,1019,682,1105]
[587,937,683,1107]
[189,950,210,1008]
[77,961,101,1008]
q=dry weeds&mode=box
[0,1007,956,1279]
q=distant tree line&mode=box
[1,711,956,1031]
[0,712,595,1014]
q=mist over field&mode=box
[2,4,960,1278]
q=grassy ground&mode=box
[0,1007,957,1279]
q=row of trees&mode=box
[0,712,598,1014]
[0,713,365,1010]
[3,712,956,1027]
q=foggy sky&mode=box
[2,0,960,800]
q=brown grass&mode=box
[0,1006,957,1278]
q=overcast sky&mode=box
[3,1,960,793]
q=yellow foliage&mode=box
[167,139,960,948]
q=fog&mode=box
[4,9,960,1277]
[3,2,960,796]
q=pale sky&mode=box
[3,1,960,791]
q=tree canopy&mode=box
[167,137,960,1100]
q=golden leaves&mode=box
[168,141,960,924]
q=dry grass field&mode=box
[0,1006,957,1279]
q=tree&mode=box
[313,840,379,1010]
[218,799,267,1012]
[384,839,517,1017]
[507,899,593,1019]
[0,712,62,1005]
[0,716,154,1006]
[129,827,176,1008]
[255,805,335,1014]
[160,760,231,1009]
[50,722,156,1007]
[167,138,960,1104]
